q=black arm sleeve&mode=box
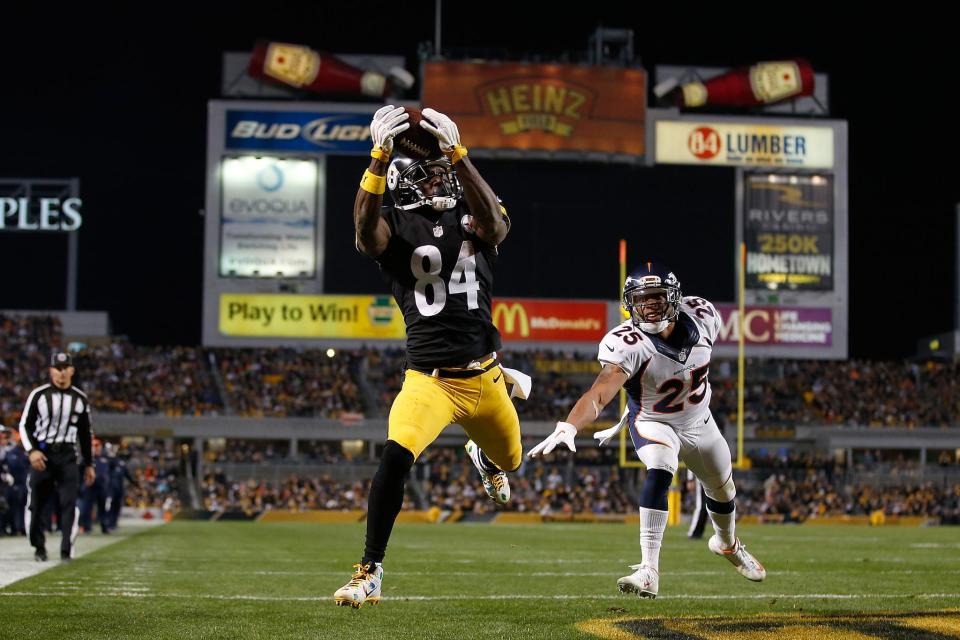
[77,408,93,466]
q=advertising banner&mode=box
[744,173,833,290]
[219,294,404,338]
[225,110,374,153]
[714,304,833,347]
[423,61,645,157]
[220,294,608,342]
[492,299,607,342]
[220,157,318,278]
[656,120,834,168]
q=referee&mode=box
[686,470,709,539]
[19,351,95,561]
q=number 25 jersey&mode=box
[599,296,722,428]
[375,203,502,369]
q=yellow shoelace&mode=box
[348,563,372,586]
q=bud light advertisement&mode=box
[225,110,374,152]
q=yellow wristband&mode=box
[370,146,391,162]
[360,169,386,195]
[447,144,468,164]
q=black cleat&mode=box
[60,552,72,562]
[35,548,48,562]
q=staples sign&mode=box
[0,197,83,231]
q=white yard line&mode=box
[0,521,163,589]
[99,568,805,577]
[84,567,960,578]
[1,591,958,602]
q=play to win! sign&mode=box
[220,294,608,342]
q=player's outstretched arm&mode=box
[421,108,508,245]
[564,364,629,431]
[355,105,409,257]
[527,364,628,457]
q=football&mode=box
[393,107,443,161]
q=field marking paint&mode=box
[105,568,804,578]
[0,521,163,589]
[3,592,959,602]
[910,543,960,549]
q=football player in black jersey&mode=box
[335,106,522,608]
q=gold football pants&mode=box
[387,364,522,471]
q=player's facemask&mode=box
[387,157,462,211]
[623,266,682,333]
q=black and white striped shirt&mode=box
[19,383,93,465]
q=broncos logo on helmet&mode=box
[623,261,682,334]
[386,157,463,212]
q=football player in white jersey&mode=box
[528,262,765,598]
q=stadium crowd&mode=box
[214,348,364,418]
[175,441,959,524]
[75,341,220,416]
[0,314,63,427]
[199,470,379,513]
[736,473,960,524]
[4,428,958,525]
[2,314,959,428]
[711,358,960,428]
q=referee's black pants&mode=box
[27,448,80,557]
[687,478,710,539]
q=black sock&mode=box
[363,441,414,565]
[705,495,735,514]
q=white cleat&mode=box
[465,440,510,504]
[334,562,383,608]
[617,563,659,599]
[708,535,766,582]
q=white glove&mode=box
[420,107,461,153]
[594,408,630,447]
[594,424,622,448]
[370,105,410,154]
[526,422,578,458]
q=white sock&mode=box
[708,505,736,548]
[639,507,668,570]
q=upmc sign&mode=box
[714,304,832,347]
[491,299,607,342]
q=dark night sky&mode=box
[0,6,956,359]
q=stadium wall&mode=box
[94,414,960,452]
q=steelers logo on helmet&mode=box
[623,262,682,334]
[387,156,463,212]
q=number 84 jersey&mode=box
[599,296,722,429]
[375,203,503,369]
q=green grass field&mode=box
[2,521,959,639]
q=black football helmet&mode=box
[386,156,462,211]
[623,262,682,333]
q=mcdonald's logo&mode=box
[492,302,530,337]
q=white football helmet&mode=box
[386,157,462,211]
[623,262,682,334]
